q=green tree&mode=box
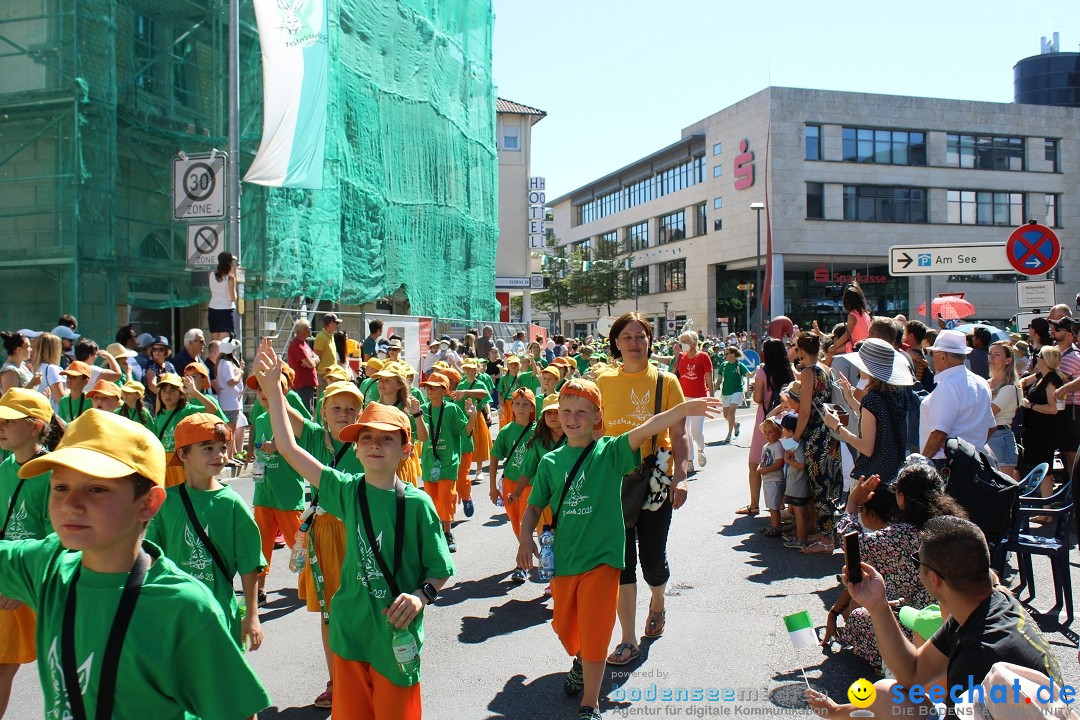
[578,235,629,315]
[532,238,586,322]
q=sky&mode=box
[491,0,1080,199]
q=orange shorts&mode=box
[333,656,421,720]
[164,455,185,488]
[456,453,474,501]
[297,513,345,613]
[254,505,302,576]
[423,480,457,523]
[0,602,36,664]
[550,564,620,663]
[471,416,492,462]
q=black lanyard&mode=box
[66,395,86,419]
[357,480,406,604]
[505,375,519,394]
[62,551,151,720]
[552,441,595,531]
[178,485,229,578]
[504,423,532,469]
[156,407,182,441]
[427,405,446,457]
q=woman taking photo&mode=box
[825,283,871,360]
[740,339,793,516]
[208,252,237,341]
[987,340,1021,479]
[1018,345,1062,498]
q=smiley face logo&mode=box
[847,678,876,708]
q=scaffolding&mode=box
[0,0,498,342]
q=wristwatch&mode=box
[420,582,439,604]
[411,411,423,418]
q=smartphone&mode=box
[844,531,863,584]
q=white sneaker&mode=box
[697,451,707,467]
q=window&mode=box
[1045,194,1059,227]
[657,211,686,244]
[712,164,723,178]
[695,203,707,236]
[627,222,648,252]
[572,153,706,226]
[713,219,723,231]
[843,186,927,223]
[1045,139,1059,172]
[712,142,723,156]
[629,267,649,295]
[805,124,821,161]
[573,239,591,258]
[135,15,154,91]
[946,191,1024,226]
[661,260,687,292]
[841,127,926,165]
[502,123,520,151]
[599,230,618,250]
[806,182,824,219]
[657,157,700,196]
[946,134,1024,170]
[713,197,723,210]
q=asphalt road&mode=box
[9,406,1079,719]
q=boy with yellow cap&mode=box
[418,372,474,552]
[496,355,523,426]
[86,378,123,413]
[359,357,385,404]
[251,340,453,720]
[58,360,94,424]
[0,409,271,719]
[0,389,55,716]
[153,372,227,487]
[516,379,720,720]
[146,413,265,651]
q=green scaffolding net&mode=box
[0,0,498,341]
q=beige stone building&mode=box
[548,86,1080,339]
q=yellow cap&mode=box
[461,358,478,369]
[323,381,364,404]
[323,364,351,382]
[0,387,54,423]
[121,380,146,396]
[540,394,560,414]
[373,362,406,380]
[432,361,449,370]
[365,357,385,372]
[20,409,165,485]
[157,372,183,388]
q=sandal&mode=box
[606,642,640,666]
[761,526,783,537]
[735,505,759,515]
[644,607,666,638]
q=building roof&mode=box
[496,97,547,124]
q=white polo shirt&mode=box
[919,363,996,458]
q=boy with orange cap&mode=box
[488,387,535,583]
[516,379,721,720]
[86,378,124,413]
[419,372,474,553]
[0,409,271,719]
[147,413,265,651]
[251,339,453,720]
[57,360,94,423]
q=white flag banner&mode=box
[244,0,329,189]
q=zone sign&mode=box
[173,153,227,221]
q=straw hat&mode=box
[837,338,913,386]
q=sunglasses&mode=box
[908,553,947,582]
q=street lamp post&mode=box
[750,202,765,340]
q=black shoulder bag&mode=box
[357,480,407,602]
[178,484,231,578]
[551,441,596,532]
[621,373,665,529]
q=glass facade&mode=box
[661,259,686,292]
[841,127,926,165]
[657,210,686,244]
[629,267,649,295]
[946,191,1024,226]
[843,186,927,223]
[1045,194,1059,227]
[575,154,706,226]
[1014,52,1080,107]
[627,222,648,252]
[946,134,1024,170]
[695,203,707,236]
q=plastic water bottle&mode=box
[389,620,421,674]
[496,494,504,507]
[253,433,267,480]
[288,506,316,573]
[538,525,555,580]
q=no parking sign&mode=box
[1006,222,1060,276]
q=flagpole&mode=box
[228,0,243,345]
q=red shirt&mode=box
[676,352,713,398]
[287,337,319,389]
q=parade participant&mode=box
[535,364,561,417]
[488,388,536,582]
[0,409,272,719]
[517,379,720,720]
[373,363,428,488]
[252,341,453,720]
[359,357,385,405]
[153,372,227,488]
[516,395,563,596]
[57,361,94,424]
[419,373,475,553]
[0,389,56,716]
[146,414,264,651]
[451,360,492,517]
[118,380,154,429]
[717,346,750,445]
[86,378,123,413]
[496,355,523,426]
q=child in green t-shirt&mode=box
[718,346,751,444]
[516,379,721,720]
[146,413,265,651]
[252,339,453,720]
[118,380,154,429]
[57,361,93,424]
[418,373,474,553]
[0,409,270,719]
[488,387,536,583]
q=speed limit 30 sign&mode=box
[173,153,227,221]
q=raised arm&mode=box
[627,397,722,452]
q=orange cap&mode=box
[339,403,412,444]
[438,367,462,388]
[169,413,233,465]
[511,387,536,404]
[247,373,288,391]
[559,378,602,410]
[420,374,450,390]
[183,362,210,380]
[86,379,123,400]
[61,360,93,378]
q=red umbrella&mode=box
[916,294,976,321]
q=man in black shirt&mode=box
[839,516,1062,716]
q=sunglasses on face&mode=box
[908,553,947,582]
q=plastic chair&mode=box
[1003,481,1073,625]
[1018,463,1049,497]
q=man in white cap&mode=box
[919,329,995,462]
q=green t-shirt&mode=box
[317,467,455,686]
[517,371,541,393]
[0,536,271,719]
[251,413,306,510]
[575,355,590,374]
[57,394,90,424]
[252,390,312,424]
[359,378,379,407]
[491,422,534,481]
[298,418,365,476]
[528,434,638,576]
[118,404,155,430]
[420,402,468,481]
[719,360,750,396]
[0,454,51,541]
[496,373,523,399]
[152,399,226,453]
[146,485,266,645]
[518,435,566,483]
[454,379,490,454]
[477,372,495,395]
